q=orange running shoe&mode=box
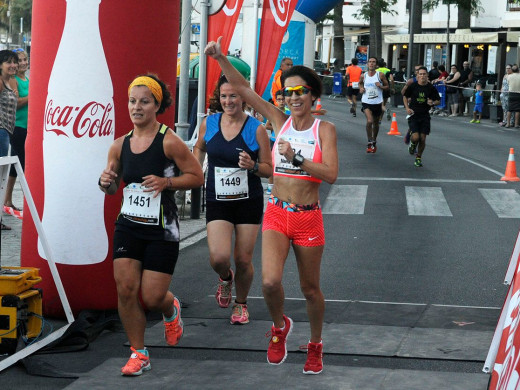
[164,296,183,346]
[121,347,151,376]
[215,269,234,308]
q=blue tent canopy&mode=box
[295,0,345,23]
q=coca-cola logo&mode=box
[44,99,114,138]
[269,0,293,28]
[223,0,240,16]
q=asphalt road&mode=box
[2,97,517,388]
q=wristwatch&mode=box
[292,153,305,167]
[249,162,259,174]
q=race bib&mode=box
[367,87,379,99]
[352,82,359,88]
[274,136,315,177]
[214,167,249,201]
[121,183,161,225]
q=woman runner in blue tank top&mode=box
[193,75,272,325]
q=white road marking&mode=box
[479,188,520,218]
[323,185,367,214]
[405,186,453,216]
[448,153,504,177]
[337,177,505,184]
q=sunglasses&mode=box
[282,85,312,97]
[12,48,24,53]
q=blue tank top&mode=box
[205,113,263,202]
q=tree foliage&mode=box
[353,0,398,21]
[423,0,483,16]
[0,0,32,34]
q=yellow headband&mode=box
[128,76,163,105]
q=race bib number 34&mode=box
[121,183,162,225]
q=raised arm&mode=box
[205,37,287,130]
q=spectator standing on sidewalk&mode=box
[205,36,338,375]
[4,48,29,214]
[359,56,389,153]
[98,74,204,376]
[458,61,473,115]
[345,58,363,117]
[507,64,520,128]
[193,75,272,325]
[0,50,19,231]
[444,65,461,116]
[500,65,513,127]
[403,66,440,168]
[271,58,293,102]
[428,61,440,82]
[377,59,394,121]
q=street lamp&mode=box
[7,1,11,49]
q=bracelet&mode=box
[98,177,110,189]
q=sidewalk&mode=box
[0,182,207,268]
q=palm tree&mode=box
[332,3,344,72]
[354,0,397,59]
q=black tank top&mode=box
[115,124,180,242]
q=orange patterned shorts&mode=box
[262,196,325,247]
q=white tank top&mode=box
[361,72,383,105]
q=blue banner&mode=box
[261,21,305,101]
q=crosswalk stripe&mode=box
[405,186,453,216]
[322,185,367,214]
[479,188,520,218]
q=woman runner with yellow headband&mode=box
[98,74,204,376]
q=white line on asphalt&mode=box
[180,230,207,250]
[405,186,453,216]
[448,153,504,177]
[337,177,505,184]
[322,185,367,214]
[479,188,520,218]
[240,296,500,309]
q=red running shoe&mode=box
[266,315,293,364]
[302,341,323,375]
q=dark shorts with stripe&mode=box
[206,196,264,225]
[113,230,179,274]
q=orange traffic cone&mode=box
[313,98,324,115]
[501,148,520,182]
[387,112,401,135]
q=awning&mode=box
[385,32,499,44]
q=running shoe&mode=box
[164,296,183,346]
[121,347,151,376]
[372,143,377,153]
[475,120,480,124]
[266,315,293,365]
[302,341,324,375]
[470,119,476,123]
[350,106,355,114]
[414,157,423,167]
[216,269,234,308]
[366,143,375,153]
[266,184,273,195]
[404,130,411,144]
[352,112,356,117]
[386,109,391,121]
[408,142,417,155]
[230,303,250,325]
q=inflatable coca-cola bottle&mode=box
[38,0,114,265]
